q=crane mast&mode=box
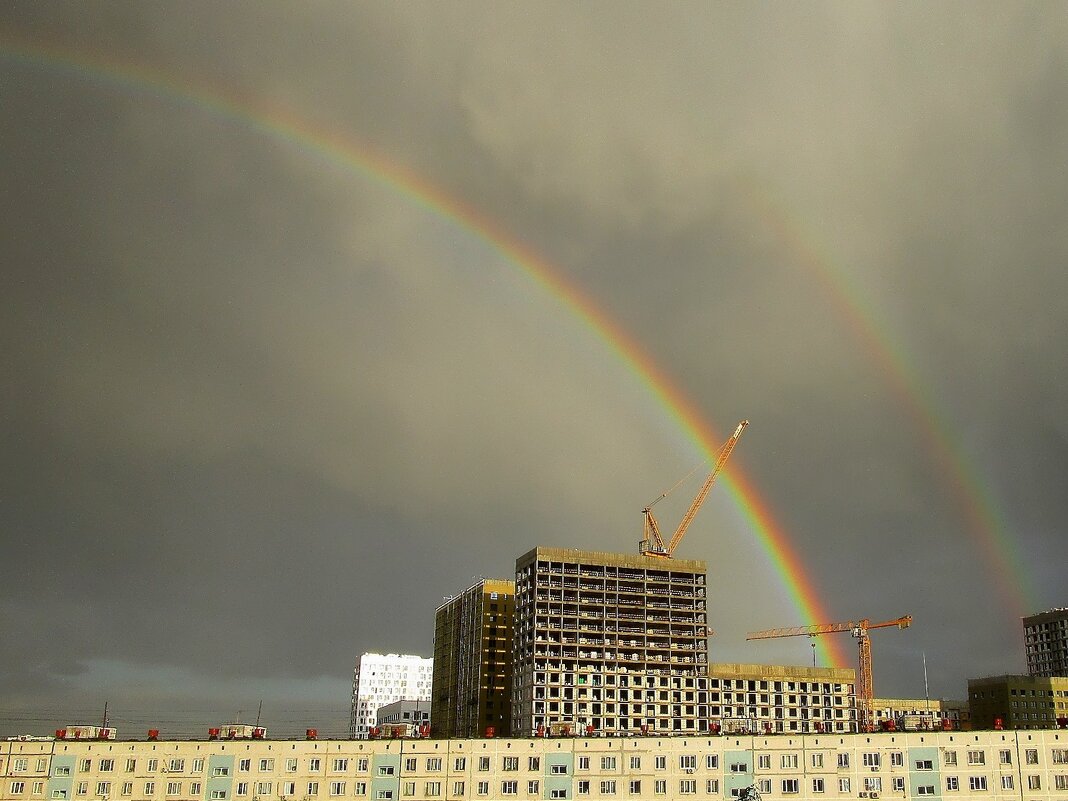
[639,420,748,558]
[747,615,912,733]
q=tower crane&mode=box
[746,614,912,733]
[639,420,748,558]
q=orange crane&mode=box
[639,420,748,558]
[746,615,912,732]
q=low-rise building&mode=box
[872,698,969,730]
[968,674,1068,730]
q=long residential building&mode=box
[512,548,710,737]
[968,675,1068,731]
[708,664,858,734]
[5,729,1068,801]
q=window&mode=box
[100,760,115,773]
[125,760,136,774]
[706,780,719,793]
[280,782,295,796]
[998,750,1011,766]
[679,756,696,771]
[210,792,227,800]
[236,784,248,797]
[55,768,71,778]
[917,786,935,796]
[629,757,640,771]
[528,758,539,772]
[576,781,590,796]
[426,783,441,797]
[811,753,824,769]
[476,782,488,796]
[812,778,825,793]
[120,786,131,799]
[527,782,538,796]
[355,783,367,796]
[377,767,394,777]
[503,757,519,772]
[706,755,718,770]
[654,756,665,771]
[51,792,67,800]
[890,752,903,767]
[600,757,616,771]
[551,765,567,776]
[478,757,490,772]
[967,776,987,791]
[309,760,321,773]
[1025,749,1039,765]
[599,781,616,796]
[75,784,87,798]
[1002,776,1015,791]
[401,783,415,798]
[837,779,850,793]
[1054,749,1068,765]
[11,783,26,795]
[375,793,393,801]
[404,759,416,773]
[757,755,770,770]
[679,780,696,795]
[192,760,204,774]
[728,763,748,774]
[144,784,155,796]
[943,751,957,766]
[1027,776,1041,791]
[945,776,958,791]
[892,777,904,792]
[167,760,183,774]
[654,781,666,796]
[966,750,985,766]
[80,761,91,773]
[757,780,771,795]
[238,760,250,774]
[166,782,181,796]
[256,783,273,795]
[331,783,347,796]
[914,760,933,771]
[37,760,48,773]
[781,779,799,794]
[499,781,517,796]
[627,780,641,795]
[863,778,881,793]
[862,753,880,768]
[780,754,798,770]
[551,792,567,800]
[836,753,849,769]
[332,760,349,773]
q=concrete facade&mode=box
[708,665,858,735]
[432,580,516,739]
[351,654,434,739]
[5,730,1068,801]
[871,699,969,731]
[1025,609,1068,678]
[968,675,1068,731]
[512,548,709,738]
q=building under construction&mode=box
[431,579,515,738]
[511,547,710,737]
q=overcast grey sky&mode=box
[2,3,1066,738]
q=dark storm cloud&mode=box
[2,2,1066,733]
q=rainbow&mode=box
[9,33,1028,668]
[741,188,1033,621]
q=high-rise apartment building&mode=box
[349,652,433,738]
[708,663,858,733]
[1024,608,1068,677]
[431,578,515,738]
[512,546,709,737]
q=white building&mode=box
[349,652,433,738]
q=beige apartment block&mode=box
[871,699,969,731]
[968,675,1068,730]
[512,548,710,738]
[4,729,1068,801]
[708,665,858,735]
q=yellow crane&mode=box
[746,615,912,732]
[639,420,748,558]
